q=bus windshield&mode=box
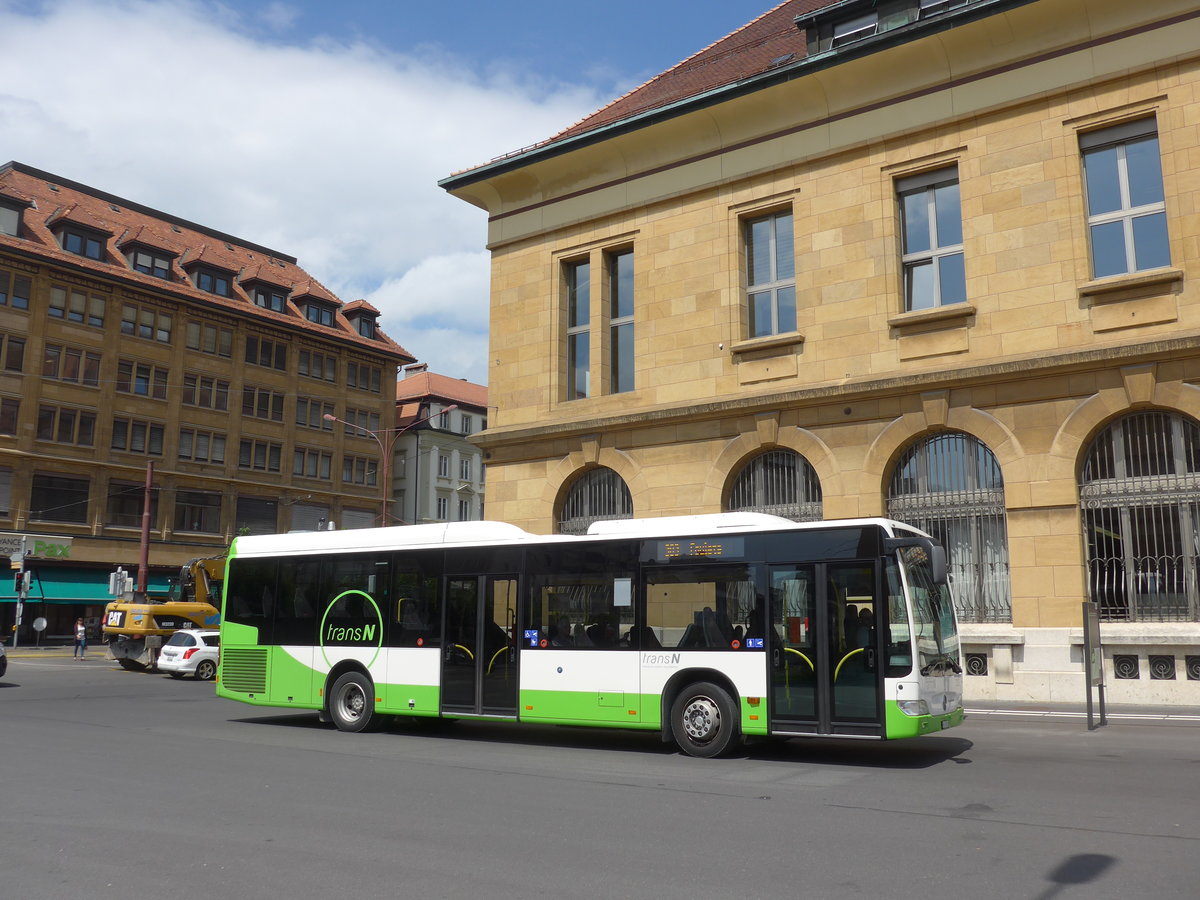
[900,545,961,676]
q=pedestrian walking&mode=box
[73,618,87,659]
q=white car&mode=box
[157,630,219,681]
[0,641,7,679]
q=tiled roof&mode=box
[477,0,833,168]
[395,369,488,410]
[342,298,380,316]
[0,161,414,362]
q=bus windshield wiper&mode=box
[920,653,963,676]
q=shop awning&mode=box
[0,568,176,604]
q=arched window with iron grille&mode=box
[725,449,822,522]
[886,431,1011,623]
[556,467,633,535]
[1080,410,1200,622]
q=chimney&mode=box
[404,362,429,378]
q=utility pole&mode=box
[137,461,153,599]
[11,536,28,649]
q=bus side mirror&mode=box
[929,545,947,585]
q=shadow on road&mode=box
[229,710,972,767]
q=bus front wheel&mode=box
[670,681,738,758]
[328,671,380,733]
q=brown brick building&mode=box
[1,162,413,642]
[441,0,1200,704]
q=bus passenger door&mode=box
[768,563,882,736]
[441,575,518,716]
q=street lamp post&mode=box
[324,404,458,527]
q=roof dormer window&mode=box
[125,246,175,280]
[831,12,877,47]
[254,286,287,312]
[305,301,336,327]
[0,202,21,238]
[355,316,375,339]
[60,226,106,260]
[193,266,232,298]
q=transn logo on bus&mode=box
[319,590,383,669]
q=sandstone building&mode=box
[441,0,1200,704]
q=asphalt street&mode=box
[2,650,1198,900]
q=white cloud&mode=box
[0,0,602,385]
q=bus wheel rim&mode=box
[682,696,720,742]
[341,684,365,720]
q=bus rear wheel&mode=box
[328,671,382,733]
[670,681,738,758]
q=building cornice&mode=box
[471,334,1200,455]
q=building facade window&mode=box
[36,404,96,446]
[179,428,226,464]
[42,344,100,386]
[293,447,332,480]
[236,497,279,535]
[744,210,795,338]
[457,498,471,521]
[436,496,449,520]
[346,362,381,393]
[898,167,965,311]
[239,439,283,473]
[355,316,375,339]
[245,335,287,371]
[557,466,633,535]
[121,303,172,343]
[111,418,165,456]
[0,397,20,436]
[175,490,222,533]
[182,374,230,411]
[296,397,335,430]
[116,360,169,400]
[299,349,337,381]
[1081,118,1170,278]
[343,408,380,436]
[342,455,377,487]
[106,481,158,528]
[1080,410,1200,623]
[607,248,634,393]
[459,457,472,482]
[886,431,1011,623]
[564,259,590,399]
[0,269,32,309]
[438,454,450,478]
[726,449,822,522]
[30,474,90,524]
[185,321,233,358]
[460,414,473,435]
[49,286,105,327]
[0,333,24,373]
[241,387,284,421]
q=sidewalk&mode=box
[6,642,109,660]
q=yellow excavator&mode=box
[103,556,224,671]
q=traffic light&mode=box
[13,570,30,594]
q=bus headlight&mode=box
[898,699,930,717]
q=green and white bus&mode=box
[217,513,963,757]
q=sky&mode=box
[0,0,777,386]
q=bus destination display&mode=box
[653,537,744,561]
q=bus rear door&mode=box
[441,575,519,716]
